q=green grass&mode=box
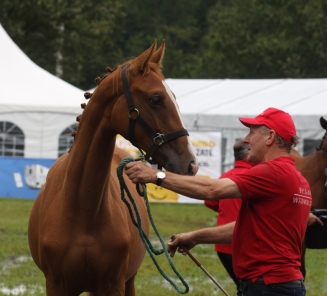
[0,198,327,295]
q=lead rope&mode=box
[116,158,189,294]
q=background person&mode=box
[125,107,310,296]
[204,139,253,295]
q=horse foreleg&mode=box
[124,273,136,296]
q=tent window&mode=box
[0,121,25,157]
[58,123,78,157]
[303,139,321,156]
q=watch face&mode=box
[157,171,166,178]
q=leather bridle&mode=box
[121,64,189,162]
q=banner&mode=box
[0,157,56,199]
[0,132,221,201]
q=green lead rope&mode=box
[116,158,189,294]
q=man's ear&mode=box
[266,130,276,146]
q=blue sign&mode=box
[0,157,56,199]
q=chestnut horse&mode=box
[28,40,198,296]
[291,116,327,277]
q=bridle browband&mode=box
[121,64,189,162]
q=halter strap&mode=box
[121,64,189,161]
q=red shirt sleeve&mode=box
[204,200,219,212]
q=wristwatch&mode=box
[156,171,166,186]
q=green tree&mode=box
[200,0,327,78]
[121,0,216,78]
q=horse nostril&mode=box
[188,161,198,176]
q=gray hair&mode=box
[259,126,299,153]
[233,139,249,160]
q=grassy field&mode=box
[1,198,327,296]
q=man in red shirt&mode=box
[204,139,253,295]
[125,107,310,296]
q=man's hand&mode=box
[308,212,324,227]
[167,233,197,257]
[125,161,156,184]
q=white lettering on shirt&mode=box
[299,187,311,195]
[293,194,312,206]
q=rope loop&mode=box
[116,158,189,294]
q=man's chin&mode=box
[247,156,258,165]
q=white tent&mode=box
[165,78,327,126]
[0,24,85,158]
[163,78,327,169]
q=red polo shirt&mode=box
[229,156,311,284]
[204,160,253,254]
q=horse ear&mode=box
[320,117,327,130]
[151,39,165,67]
[129,40,157,74]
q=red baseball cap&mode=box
[239,108,296,144]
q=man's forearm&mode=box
[124,161,241,201]
[160,171,241,201]
[168,221,236,257]
[192,221,235,244]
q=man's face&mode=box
[243,125,269,165]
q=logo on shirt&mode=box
[293,187,312,206]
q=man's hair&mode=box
[233,139,249,160]
[259,126,299,153]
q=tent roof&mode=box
[165,78,327,116]
[164,78,327,131]
[0,24,84,114]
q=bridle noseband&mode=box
[121,64,189,162]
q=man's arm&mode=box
[125,161,241,201]
[167,222,236,257]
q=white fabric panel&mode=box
[0,112,77,158]
[0,24,85,114]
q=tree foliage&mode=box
[200,0,327,78]
[1,0,327,90]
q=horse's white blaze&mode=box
[162,81,197,160]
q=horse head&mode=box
[88,40,198,175]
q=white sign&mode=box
[178,131,222,203]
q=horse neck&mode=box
[64,74,122,211]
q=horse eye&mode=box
[149,96,161,105]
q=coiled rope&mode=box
[116,157,189,294]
